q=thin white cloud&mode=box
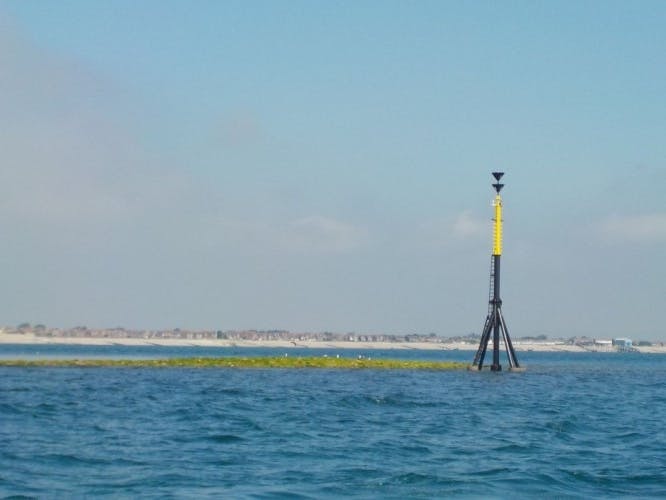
[452,210,486,239]
[282,216,368,253]
[599,213,666,243]
[212,215,369,255]
[413,211,487,250]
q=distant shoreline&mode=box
[2,332,665,354]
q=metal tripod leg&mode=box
[499,319,515,368]
[498,309,520,368]
[473,313,494,369]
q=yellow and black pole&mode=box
[471,172,521,371]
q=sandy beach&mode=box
[1,332,665,354]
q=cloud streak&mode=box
[415,210,487,250]
[215,215,369,255]
[598,213,666,243]
[452,210,486,239]
[283,216,368,253]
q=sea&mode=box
[1,344,665,499]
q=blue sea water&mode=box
[1,345,665,498]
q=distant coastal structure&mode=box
[0,325,660,352]
[0,325,663,352]
[0,324,445,344]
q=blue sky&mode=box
[0,1,664,339]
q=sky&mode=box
[0,1,664,339]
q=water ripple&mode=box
[2,351,666,497]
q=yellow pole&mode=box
[493,194,502,256]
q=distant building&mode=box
[612,338,632,348]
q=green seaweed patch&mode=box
[0,356,466,370]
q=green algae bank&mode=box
[0,356,466,370]
[2,347,666,497]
